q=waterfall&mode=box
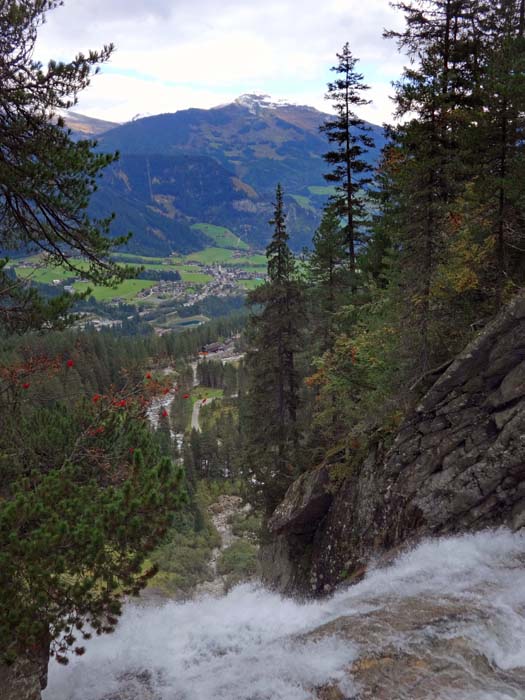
[43,528,525,700]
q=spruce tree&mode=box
[243,185,304,515]
[308,204,347,351]
[381,0,525,373]
[469,0,525,297]
[320,43,375,282]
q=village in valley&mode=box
[8,239,267,334]
[136,261,263,305]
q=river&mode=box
[43,528,525,700]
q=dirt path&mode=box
[190,396,215,432]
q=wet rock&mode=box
[307,598,525,700]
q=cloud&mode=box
[34,0,406,124]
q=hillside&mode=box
[89,95,385,253]
[62,111,120,137]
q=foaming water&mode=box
[44,529,525,700]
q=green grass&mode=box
[290,194,316,212]
[179,270,213,284]
[191,387,224,405]
[131,262,174,271]
[308,185,336,196]
[229,254,267,267]
[13,266,75,285]
[161,315,209,329]
[191,223,249,250]
[239,279,264,290]
[110,253,167,263]
[184,248,266,266]
[185,247,237,264]
[73,279,156,301]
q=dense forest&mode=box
[240,0,525,517]
[2,0,525,693]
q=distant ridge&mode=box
[82,97,386,254]
[62,111,120,137]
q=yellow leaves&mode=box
[305,369,325,388]
[432,228,493,299]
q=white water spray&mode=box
[44,529,525,700]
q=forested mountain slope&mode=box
[86,96,384,253]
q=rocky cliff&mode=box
[0,647,49,700]
[261,294,525,595]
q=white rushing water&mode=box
[44,529,525,700]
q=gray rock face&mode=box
[268,466,332,535]
[262,294,525,594]
[0,652,48,700]
[260,465,334,594]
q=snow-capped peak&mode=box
[232,94,300,114]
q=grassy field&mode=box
[13,266,75,285]
[111,253,167,263]
[240,278,264,290]
[172,315,209,328]
[290,194,316,212]
[308,185,336,196]
[179,270,213,284]
[191,223,249,250]
[73,279,157,301]
[230,254,267,267]
[185,247,238,264]
[191,387,224,405]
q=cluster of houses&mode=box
[138,263,264,306]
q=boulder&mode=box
[268,465,332,535]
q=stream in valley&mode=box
[43,528,525,700]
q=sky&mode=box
[35,0,407,126]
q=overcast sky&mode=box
[35,0,406,125]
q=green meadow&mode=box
[240,278,264,290]
[308,185,336,196]
[290,194,316,212]
[191,223,249,250]
[73,279,157,301]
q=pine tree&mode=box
[320,43,375,282]
[0,0,135,332]
[0,395,186,665]
[0,1,184,672]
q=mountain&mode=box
[89,95,386,253]
[62,111,120,137]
